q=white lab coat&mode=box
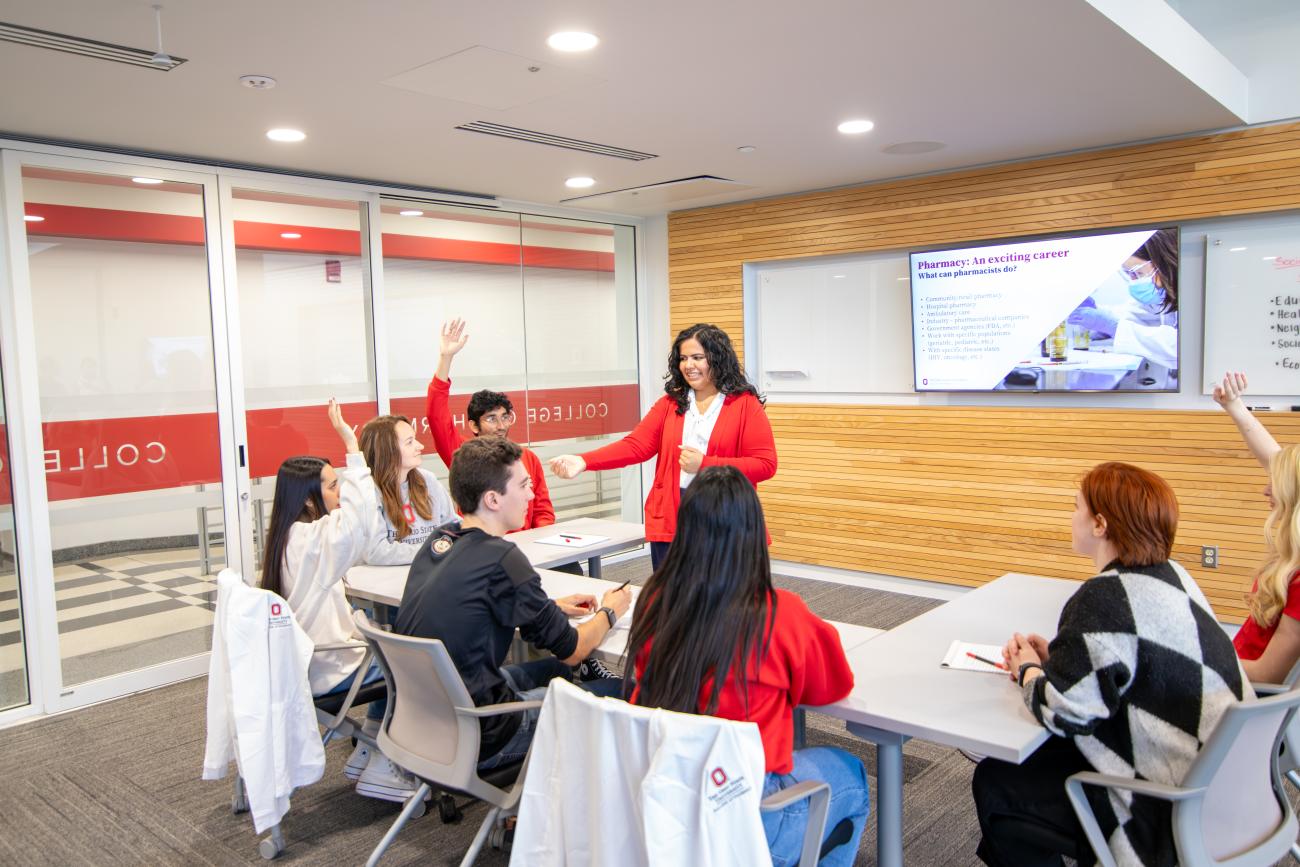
[1103,299,1178,370]
[281,453,377,694]
[202,570,325,834]
[511,680,772,867]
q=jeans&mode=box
[761,746,870,867]
[318,660,387,721]
[477,657,624,771]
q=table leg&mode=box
[847,722,908,867]
[793,707,806,749]
[587,555,602,578]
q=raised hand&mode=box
[440,318,469,357]
[1212,371,1248,408]
[328,398,359,453]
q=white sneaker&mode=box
[344,741,370,781]
[356,752,420,803]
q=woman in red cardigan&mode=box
[550,323,777,567]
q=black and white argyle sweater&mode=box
[1024,559,1249,867]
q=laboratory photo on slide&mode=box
[1001,227,1179,392]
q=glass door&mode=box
[3,153,246,711]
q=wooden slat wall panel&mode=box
[667,122,1300,619]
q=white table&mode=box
[816,572,1079,867]
[504,517,646,577]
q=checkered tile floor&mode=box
[0,547,221,690]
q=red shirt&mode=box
[424,376,555,530]
[1234,572,1300,660]
[580,393,777,543]
[630,588,853,774]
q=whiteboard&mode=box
[753,256,914,394]
[1203,227,1300,396]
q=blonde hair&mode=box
[1249,444,1300,627]
[359,415,431,540]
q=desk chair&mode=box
[511,679,833,867]
[1248,656,1300,861]
[1065,686,1300,867]
[353,611,539,867]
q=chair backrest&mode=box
[352,610,485,791]
[511,679,772,867]
[1179,686,1300,862]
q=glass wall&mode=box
[20,165,227,687]
[378,200,641,522]
[231,188,378,573]
[0,357,27,710]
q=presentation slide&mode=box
[911,227,1179,392]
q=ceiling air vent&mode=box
[455,121,656,161]
[0,21,186,70]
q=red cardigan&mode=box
[631,588,854,774]
[580,392,776,543]
[424,376,555,530]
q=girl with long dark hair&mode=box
[550,323,777,568]
[357,413,456,565]
[624,466,868,866]
[260,400,417,802]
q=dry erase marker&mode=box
[966,651,1008,671]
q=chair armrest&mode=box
[1067,770,1204,802]
[760,780,831,867]
[1254,681,1288,696]
[759,779,829,811]
[459,699,544,719]
[314,642,366,652]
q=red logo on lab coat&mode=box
[271,603,281,616]
[711,767,728,787]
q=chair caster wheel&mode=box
[489,826,505,849]
[232,791,249,814]
[409,797,427,820]
[437,795,462,824]
[258,836,282,860]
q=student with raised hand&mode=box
[550,323,777,568]
[357,413,457,565]
[973,462,1246,867]
[393,437,631,771]
[1213,370,1300,683]
[624,465,868,867]
[424,317,555,530]
[258,400,418,803]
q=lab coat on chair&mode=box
[202,570,325,834]
[511,679,772,867]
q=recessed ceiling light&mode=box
[399,209,424,217]
[831,274,846,279]
[23,215,44,222]
[266,128,306,143]
[737,145,757,154]
[132,177,164,184]
[1229,246,1247,252]
[547,31,599,52]
[1264,256,1278,261]
[837,119,874,135]
[565,176,596,189]
[280,232,301,239]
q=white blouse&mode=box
[679,389,725,488]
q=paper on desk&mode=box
[940,640,1009,674]
[534,533,610,548]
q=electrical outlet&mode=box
[1201,545,1219,569]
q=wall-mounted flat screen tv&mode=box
[910,226,1179,392]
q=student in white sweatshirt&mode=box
[358,414,458,565]
[258,399,418,803]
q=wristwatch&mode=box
[1017,662,1044,686]
[598,606,617,629]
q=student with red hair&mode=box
[973,462,1246,867]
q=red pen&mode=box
[966,651,1008,671]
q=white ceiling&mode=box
[0,0,1288,217]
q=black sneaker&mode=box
[577,657,616,681]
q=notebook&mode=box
[940,640,1010,674]
[534,533,610,548]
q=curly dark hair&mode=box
[664,324,763,414]
[467,389,513,425]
